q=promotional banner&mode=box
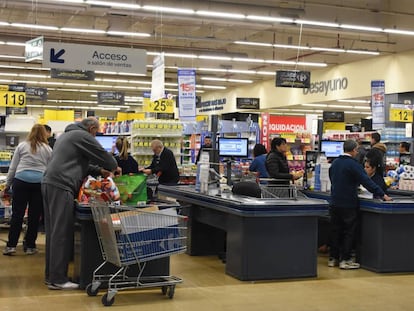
[268,115,307,133]
[177,68,196,120]
[371,80,385,130]
[260,112,270,150]
[151,53,165,102]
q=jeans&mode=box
[7,178,43,249]
[329,206,359,261]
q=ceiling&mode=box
[1,0,414,122]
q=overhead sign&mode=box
[26,87,47,101]
[323,111,345,122]
[151,53,165,102]
[43,42,147,74]
[177,68,196,120]
[0,91,26,107]
[268,115,306,133]
[25,36,43,62]
[303,77,348,96]
[50,68,95,81]
[276,70,310,88]
[371,80,385,130]
[389,108,413,123]
[143,98,174,113]
[6,107,28,115]
[97,92,125,105]
[236,97,260,109]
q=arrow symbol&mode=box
[50,48,65,63]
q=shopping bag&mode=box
[114,174,147,205]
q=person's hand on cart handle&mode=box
[383,194,392,201]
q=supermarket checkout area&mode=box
[158,184,328,281]
[304,190,414,273]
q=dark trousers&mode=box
[7,179,43,249]
[42,183,75,284]
[329,206,359,261]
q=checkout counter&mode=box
[158,185,328,281]
[304,190,414,273]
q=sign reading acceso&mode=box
[43,42,147,74]
[276,70,310,88]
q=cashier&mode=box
[364,148,387,194]
[265,137,303,184]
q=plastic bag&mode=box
[114,174,147,205]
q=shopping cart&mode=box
[86,196,187,306]
[260,183,306,200]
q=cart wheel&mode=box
[161,286,168,295]
[86,283,99,296]
[167,285,175,299]
[102,294,115,306]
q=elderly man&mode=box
[42,117,119,290]
[141,139,179,185]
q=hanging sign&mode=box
[177,68,196,119]
[151,53,165,102]
[25,36,44,62]
[276,70,310,88]
[371,80,385,130]
[389,108,413,123]
[0,91,26,107]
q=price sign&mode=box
[389,108,413,123]
[0,91,26,107]
[143,98,174,113]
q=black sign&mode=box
[26,87,47,101]
[276,70,311,88]
[5,107,28,115]
[236,97,260,109]
[8,84,26,92]
[323,111,345,122]
[51,68,95,81]
[156,113,175,120]
[97,91,125,105]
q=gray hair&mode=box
[80,117,99,129]
[150,139,163,148]
[343,139,358,152]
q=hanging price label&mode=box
[0,91,26,107]
[143,98,174,113]
[389,108,413,123]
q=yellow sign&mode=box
[0,91,26,107]
[390,108,413,123]
[143,98,174,113]
[0,85,9,91]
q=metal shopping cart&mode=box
[259,182,306,200]
[86,196,187,306]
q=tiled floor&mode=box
[1,230,414,310]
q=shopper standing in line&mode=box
[141,139,179,185]
[3,124,52,256]
[43,124,56,149]
[355,138,368,165]
[265,137,303,184]
[249,143,269,179]
[328,139,391,270]
[42,117,119,290]
[113,136,139,174]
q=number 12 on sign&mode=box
[390,108,413,123]
[0,91,26,107]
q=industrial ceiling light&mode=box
[60,27,106,34]
[12,23,59,31]
[384,29,414,36]
[337,99,371,103]
[234,41,273,47]
[340,24,383,32]
[246,15,294,23]
[86,0,141,10]
[196,11,244,19]
[107,31,151,37]
[142,5,194,15]
[295,20,339,28]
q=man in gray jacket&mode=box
[42,117,118,290]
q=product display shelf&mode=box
[131,120,183,167]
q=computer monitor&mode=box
[218,137,249,158]
[320,140,344,158]
[95,135,117,152]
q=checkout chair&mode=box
[232,181,262,198]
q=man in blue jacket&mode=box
[328,139,391,269]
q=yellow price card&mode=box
[143,98,174,113]
[0,91,26,107]
[389,108,413,123]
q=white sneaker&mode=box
[48,281,79,290]
[339,260,360,270]
[25,248,38,255]
[3,247,16,255]
[328,258,339,267]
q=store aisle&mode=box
[1,230,414,311]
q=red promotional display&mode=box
[268,115,306,133]
[260,112,270,150]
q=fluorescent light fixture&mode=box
[353,106,371,110]
[199,55,232,61]
[5,42,26,46]
[346,49,380,55]
[311,47,345,53]
[257,71,275,76]
[201,77,226,82]
[228,69,255,74]
[165,82,178,86]
[95,71,118,75]
[102,78,129,83]
[0,21,9,26]
[228,78,253,83]
[345,111,371,114]
[340,24,382,32]
[19,74,48,78]
[142,5,194,14]
[61,27,106,34]
[0,55,25,59]
[296,20,339,28]
[302,103,328,107]
[198,68,228,73]
[164,52,197,59]
[297,61,328,67]
[86,1,141,10]
[196,11,244,19]
[107,31,151,37]
[337,99,371,104]
[198,85,226,90]
[233,57,264,63]
[384,28,414,36]
[274,44,310,50]
[327,105,350,109]
[11,23,59,31]
[246,15,293,23]
[234,41,273,47]
[57,0,85,3]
